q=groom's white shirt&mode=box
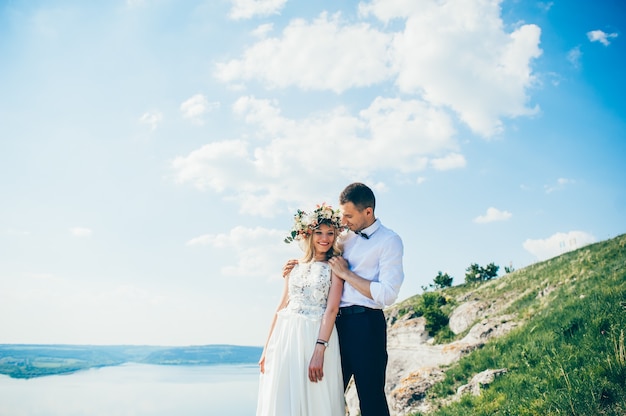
[340,219,404,309]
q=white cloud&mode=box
[187,226,295,278]
[70,227,93,237]
[358,0,421,22]
[252,23,274,38]
[567,46,582,69]
[382,0,542,137]
[537,2,554,12]
[473,207,512,224]
[587,30,618,46]
[215,12,393,93]
[187,226,276,248]
[139,111,163,130]
[523,231,596,261]
[217,1,542,138]
[180,94,220,124]
[186,235,212,247]
[229,0,287,20]
[172,95,460,215]
[171,139,255,193]
[360,97,458,159]
[544,177,575,194]
[431,153,466,171]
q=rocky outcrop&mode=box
[453,368,508,398]
[390,367,445,415]
[344,294,521,416]
[448,300,485,334]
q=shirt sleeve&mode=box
[369,234,404,307]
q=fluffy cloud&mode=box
[171,139,255,193]
[216,12,393,93]
[523,231,596,261]
[187,226,295,278]
[187,225,276,247]
[185,0,544,214]
[473,207,512,224]
[229,0,287,20]
[172,95,460,215]
[217,0,542,137]
[587,30,618,46]
[431,153,466,171]
[180,94,220,124]
[139,111,163,130]
[382,0,542,136]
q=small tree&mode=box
[421,292,448,335]
[432,271,453,289]
[465,263,483,284]
[483,262,499,280]
[465,262,500,284]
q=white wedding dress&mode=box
[256,261,345,416]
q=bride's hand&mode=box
[282,259,298,278]
[308,346,325,383]
[258,354,266,374]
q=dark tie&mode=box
[356,230,369,239]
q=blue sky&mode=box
[1,0,624,346]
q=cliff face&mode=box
[345,282,525,415]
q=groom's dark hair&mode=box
[340,182,376,212]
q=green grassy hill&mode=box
[398,233,625,415]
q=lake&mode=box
[0,363,260,416]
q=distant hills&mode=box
[0,344,263,379]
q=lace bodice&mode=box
[284,261,332,319]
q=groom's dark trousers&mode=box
[336,305,390,416]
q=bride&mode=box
[256,203,345,416]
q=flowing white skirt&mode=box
[256,310,345,416]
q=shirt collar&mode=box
[360,218,380,238]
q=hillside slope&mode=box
[347,233,626,415]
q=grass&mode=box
[406,233,626,415]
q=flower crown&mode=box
[284,203,344,243]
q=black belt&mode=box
[337,305,377,317]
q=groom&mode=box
[328,182,405,416]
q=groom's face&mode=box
[340,202,373,233]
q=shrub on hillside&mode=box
[464,262,499,284]
[432,271,454,289]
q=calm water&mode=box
[0,363,260,416]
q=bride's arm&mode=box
[308,271,343,382]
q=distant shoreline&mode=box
[0,344,263,379]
